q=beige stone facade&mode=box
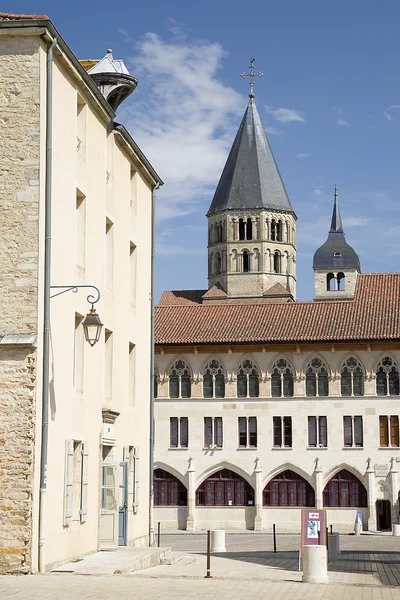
[0,18,161,573]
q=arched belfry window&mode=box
[376,356,400,396]
[196,469,254,506]
[271,219,276,241]
[239,218,245,241]
[169,359,191,398]
[216,253,222,275]
[237,359,259,398]
[263,470,315,507]
[341,357,364,396]
[277,220,283,242]
[337,272,345,291]
[154,469,187,506]
[203,359,225,398]
[327,273,335,291]
[273,251,281,273]
[271,358,294,397]
[306,358,329,397]
[323,469,367,508]
[243,250,250,273]
[246,218,252,241]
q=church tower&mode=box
[313,186,360,300]
[206,61,297,301]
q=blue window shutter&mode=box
[80,441,89,523]
[64,440,74,526]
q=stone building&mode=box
[0,13,162,573]
[154,91,400,534]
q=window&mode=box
[306,358,329,397]
[337,272,345,291]
[376,357,400,396]
[170,417,188,448]
[216,253,222,275]
[323,469,367,507]
[270,219,282,242]
[273,251,281,273]
[263,470,315,507]
[246,218,252,240]
[341,357,364,396]
[237,359,259,398]
[243,250,250,272]
[379,416,399,447]
[203,359,225,398]
[204,417,223,448]
[273,416,292,448]
[64,439,88,525]
[154,469,187,506]
[169,360,191,398]
[327,273,335,291]
[238,417,257,448]
[196,469,254,506]
[239,218,245,241]
[343,416,363,447]
[271,358,294,397]
[308,416,327,447]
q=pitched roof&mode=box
[207,100,294,216]
[0,12,48,19]
[155,273,400,345]
[263,283,293,298]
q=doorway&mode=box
[100,447,118,548]
[376,499,391,530]
[118,461,128,546]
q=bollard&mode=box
[157,521,161,547]
[211,530,226,552]
[273,524,277,553]
[393,524,400,537]
[330,524,333,535]
[325,527,328,563]
[205,530,213,578]
[302,545,329,584]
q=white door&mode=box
[100,464,118,548]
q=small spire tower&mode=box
[206,60,297,301]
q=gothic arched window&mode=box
[237,359,259,398]
[271,358,294,397]
[246,218,252,240]
[154,469,187,506]
[239,218,245,241]
[203,359,225,398]
[196,469,254,506]
[243,250,250,273]
[169,359,191,398]
[306,358,329,397]
[273,251,281,273]
[263,470,315,507]
[323,469,367,508]
[376,356,400,396]
[341,357,364,396]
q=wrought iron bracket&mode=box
[50,285,100,307]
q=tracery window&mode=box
[341,357,364,396]
[169,359,191,398]
[376,356,400,396]
[237,359,259,398]
[271,358,294,397]
[154,469,187,506]
[196,469,254,506]
[263,470,315,507]
[323,469,367,508]
[306,358,329,397]
[203,359,225,398]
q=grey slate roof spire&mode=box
[207,98,295,216]
[313,185,360,270]
[330,183,343,232]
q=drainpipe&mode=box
[149,182,159,546]
[38,35,57,574]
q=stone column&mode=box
[234,220,239,240]
[389,457,399,525]
[314,457,323,509]
[366,458,377,531]
[254,457,263,531]
[186,457,196,531]
[265,218,269,240]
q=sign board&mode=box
[301,509,326,548]
[375,464,388,477]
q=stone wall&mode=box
[0,36,41,333]
[0,346,37,573]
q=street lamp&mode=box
[50,285,103,347]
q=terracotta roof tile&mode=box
[158,290,206,306]
[0,12,49,20]
[155,274,400,345]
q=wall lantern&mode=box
[50,285,103,347]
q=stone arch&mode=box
[323,463,366,487]
[199,355,228,378]
[154,462,188,487]
[302,353,332,378]
[232,354,262,380]
[195,461,254,489]
[335,352,365,375]
[166,356,194,380]
[371,352,399,375]
[262,463,314,489]
[266,353,295,375]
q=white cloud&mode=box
[384,105,400,121]
[167,17,189,41]
[334,107,344,115]
[313,187,323,196]
[337,118,349,127]
[265,126,284,136]
[265,106,305,123]
[296,152,311,159]
[120,32,244,221]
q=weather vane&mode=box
[240,58,263,99]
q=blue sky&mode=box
[11,1,400,300]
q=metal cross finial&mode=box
[240,58,263,100]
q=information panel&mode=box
[301,509,326,547]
